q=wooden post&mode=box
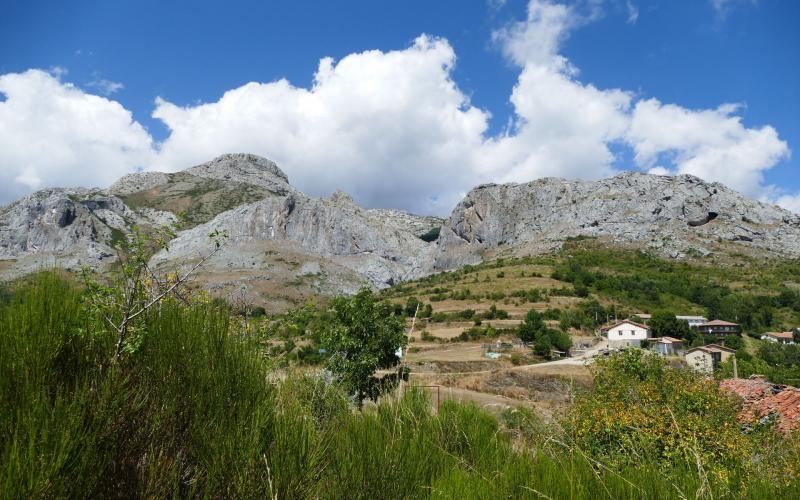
[733,355,738,379]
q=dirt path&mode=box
[412,340,608,377]
[408,385,535,413]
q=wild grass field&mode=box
[2,272,800,499]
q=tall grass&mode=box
[1,273,798,498]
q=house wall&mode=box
[718,350,734,363]
[699,325,739,335]
[607,323,649,348]
[685,351,714,374]
[655,342,682,356]
[677,316,707,328]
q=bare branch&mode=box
[124,244,223,324]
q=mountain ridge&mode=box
[2,153,799,310]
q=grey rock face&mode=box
[365,208,443,238]
[5,153,800,299]
[0,188,131,277]
[1,153,437,292]
[185,153,291,194]
[109,171,170,196]
[153,187,436,288]
[434,172,800,269]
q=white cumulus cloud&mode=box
[87,78,124,95]
[488,0,791,205]
[153,35,489,213]
[0,69,153,204]
[0,0,795,215]
[711,0,758,21]
[775,194,800,214]
[627,99,789,194]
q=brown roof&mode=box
[720,378,800,434]
[601,319,649,332]
[703,343,737,353]
[686,344,736,355]
[762,331,795,340]
[700,319,739,327]
[649,336,685,344]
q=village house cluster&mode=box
[599,316,798,374]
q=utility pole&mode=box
[409,302,420,339]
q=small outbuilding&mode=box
[649,336,685,356]
[685,344,736,374]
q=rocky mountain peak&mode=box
[434,171,800,270]
[185,153,291,192]
[328,189,357,207]
[4,155,800,312]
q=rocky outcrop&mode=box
[0,189,128,276]
[434,172,800,269]
[4,154,800,305]
[365,208,443,239]
[184,153,292,195]
[153,188,436,287]
[109,171,170,196]
[1,154,438,295]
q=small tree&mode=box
[549,329,573,353]
[420,303,433,318]
[518,309,546,343]
[533,336,552,357]
[322,288,407,407]
[649,311,693,341]
[82,223,227,361]
[404,296,422,317]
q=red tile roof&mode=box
[762,331,795,340]
[720,378,800,434]
[703,343,736,353]
[601,319,649,332]
[687,344,736,355]
[700,319,739,327]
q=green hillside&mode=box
[381,238,800,334]
[2,272,799,498]
[121,171,272,228]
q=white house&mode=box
[760,331,796,345]
[602,320,651,348]
[676,315,708,328]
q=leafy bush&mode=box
[565,350,756,478]
[3,274,800,498]
[518,309,571,357]
[322,289,407,406]
[649,310,693,340]
[483,304,508,320]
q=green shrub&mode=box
[3,273,800,499]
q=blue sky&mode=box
[0,0,798,214]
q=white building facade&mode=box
[604,320,651,348]
[676,315,708,328]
